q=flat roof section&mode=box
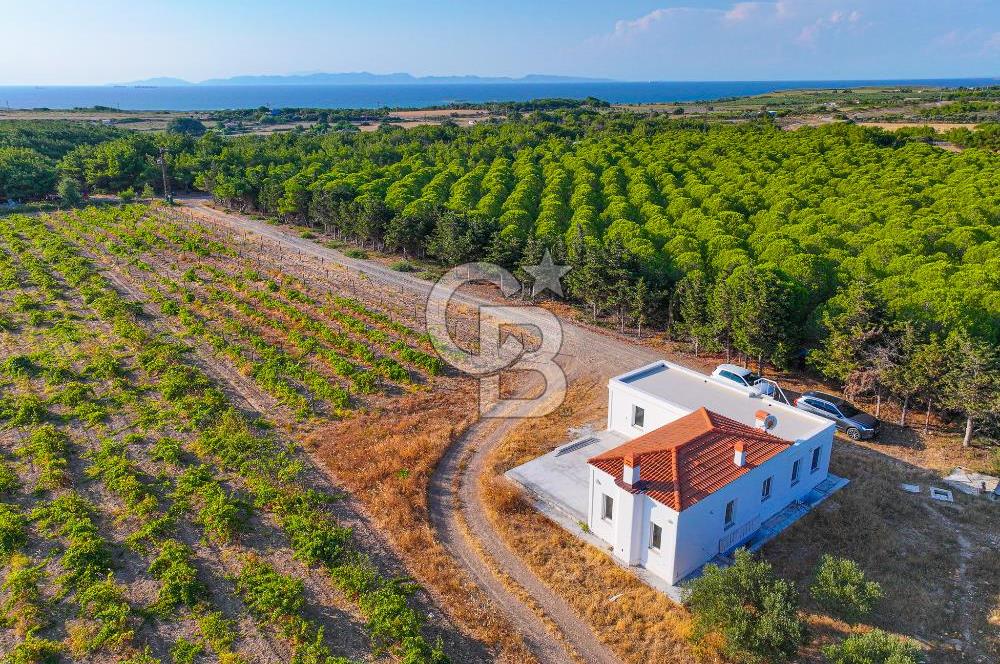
[616,361,829,442]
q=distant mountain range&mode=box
[117,72,615,87]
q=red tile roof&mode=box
[588,408,790,511]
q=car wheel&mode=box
[846,427,861,440]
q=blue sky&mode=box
[2,0,998,84]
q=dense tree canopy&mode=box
[4,109,999,438]
[0,147,57,201]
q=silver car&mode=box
[794,391,879,440]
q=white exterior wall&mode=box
[588,466,682,576]
[590,386,836,584]
[670,424,835,582]
[588,466,618,545]
[607,381,688,437]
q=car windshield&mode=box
[838,402,860,417]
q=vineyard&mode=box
[0,205,461,663]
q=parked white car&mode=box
[711,364,777,397]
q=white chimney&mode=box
[733,441,746,468]
[623,462,640,485]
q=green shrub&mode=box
[390,261,416,272]
[49,381,91,407]
[150,436,183,465]
[683,549,804,663]
[0,504,27,560]
[171,465,247,543]
[73,400,108,426]
[86,438,157,519]
[343,248,368,259]
[232,556,304,631]
[197,483,247,543]
[123,513,175,552]
[0,355,35,378]
[0,554,46,633]
[822,629,922,664]
[0,394,48,427]
[289,626,353,664]
[170,637,203,664]
[85,351,125,380]
[810,554,883,623]
[276,496,352,567]
[0,460,19,495]
[75,574,134,653]
[1,631,63,664]
[32,492,111,590]
[119,646,159,664]
[17,425,69,490]
[197,610,237,654]
[148,540,205,612]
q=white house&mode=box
[585,360,836,585]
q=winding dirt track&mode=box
[176,197,662,663]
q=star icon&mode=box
[524,249,571,298]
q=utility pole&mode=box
[157,147,173,204]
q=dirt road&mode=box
[177,197,661,663]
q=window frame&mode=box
[601,494,614,521]
[724,499,736,529]
[649,522,662,551]
[811,447,822,472]
[632,404,645,429]
[791,459,801,485]
[761,476,773,501]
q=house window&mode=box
[761,476,773,501]
[811,447,822,472]
[632,405,645,428]
[791,459,801,485]
[601,494,614,521]
[724,499,736,529]
[650,523,662,550]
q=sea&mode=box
[0,78,996,111]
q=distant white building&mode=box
[584,361,837,585]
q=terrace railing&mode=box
[719,515,761,553]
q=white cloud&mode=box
[605,2,866,46]
[609,7,699,41]
[794,8,864,45]
[932,27,1000,54]
[724,2,765,23]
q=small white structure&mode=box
[585,361,836,585]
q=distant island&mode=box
[117,72,616,87]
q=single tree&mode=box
[684,548,805,663]
[629,277,649,338]
[166,117,207,137]
[908,335,949,433]
[676,270,713,354]
[941,330,999,447]
[811,281,890,400]
[810,554,882,623]
[57,176,82,208]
